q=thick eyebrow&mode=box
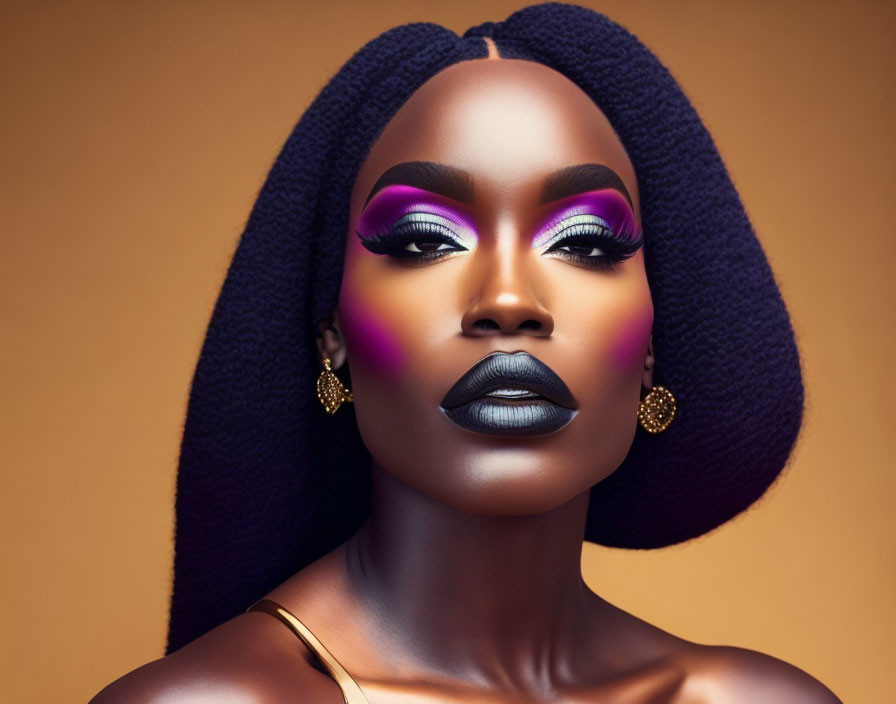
[364,161,633,209]
[365,161,475,206]
[540,164,633,208]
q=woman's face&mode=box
[331,58,653,516]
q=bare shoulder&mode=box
[590,599,840,703]
[676,643,842,704]
[89,611,345,704]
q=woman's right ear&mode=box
[315,312,347,370]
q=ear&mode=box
[641,334,655,391]
[314,311,347,371]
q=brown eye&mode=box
[539,215,642,271]
[404,241,455,254]
[358,212,469,263]
[559,244,605,257]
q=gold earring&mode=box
[638,385,676,433]
[316,357,354,414]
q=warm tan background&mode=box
[2,0,893,701]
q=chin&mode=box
[396,443,623,518]
[360,399,638,518]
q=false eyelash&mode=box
[357,214,469,262]
[542,223,643,270]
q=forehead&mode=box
[351,58,639,213]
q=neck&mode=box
[345,460,595,686]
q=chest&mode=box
[350,661,694,704]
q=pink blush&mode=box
[611,309,653,371]
[338,282,404,378]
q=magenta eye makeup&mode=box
[532,189,642,270]
[355,185,477,263]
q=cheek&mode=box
[338,271,405,378]
[609,302,653,373]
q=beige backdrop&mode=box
[2,1,893,701]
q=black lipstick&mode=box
[439,351,578,436]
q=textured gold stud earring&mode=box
[638,385,676,433]
[316,357,354,414]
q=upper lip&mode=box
[440,351,577,410]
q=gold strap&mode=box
[248,599,370,704]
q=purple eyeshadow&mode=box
[531,189,639,247]
[356,185,478,241]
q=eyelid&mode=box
[356,210,476,260]
[356,208,476,262]
[357,185,479,240]
[531,189,639,245]
[389,212,470,247]
[533,213,613,250]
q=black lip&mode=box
[439,352,578,437]
[440,351,577,410]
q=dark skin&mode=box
[92,53,841,703]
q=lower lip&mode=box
[439,398,577,437]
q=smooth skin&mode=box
[92,55,841,703]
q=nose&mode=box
[460,238,554,338]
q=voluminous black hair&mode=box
[167,3,804,653]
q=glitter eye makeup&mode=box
[532,189,643,270]
[356,185,478,264]
[355,179,641,270]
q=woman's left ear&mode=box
[641,335,655,390]
[314,311,347,370]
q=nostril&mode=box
[471,318,543,333]
[473,319,501,332]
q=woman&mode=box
[93,4,841,702]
